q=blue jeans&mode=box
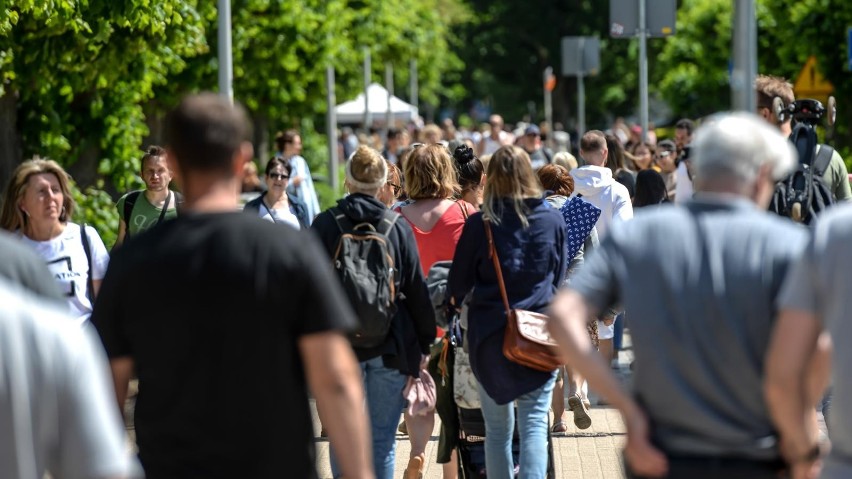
[330,356,407,479]
[478,372,557,479]
[613,312,625,351]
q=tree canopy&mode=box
[2,0,852,246]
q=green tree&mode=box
[656,0,852,155]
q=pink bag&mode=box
[403,369,437,417]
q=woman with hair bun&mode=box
[311,145,435,479]
[453,144,485,209]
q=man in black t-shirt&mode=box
[91,93,372,479]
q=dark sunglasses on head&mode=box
[268,173,289,181]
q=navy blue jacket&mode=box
[448,197,567,404]
[311,193,435,376]
[243,192,310,230]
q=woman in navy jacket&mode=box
[449,145,567,479]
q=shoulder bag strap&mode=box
[483,219,511,316]
[457,199,470,220]
[156,190,173,225]
[80,223,94,304]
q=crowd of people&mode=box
[0,73,850,479]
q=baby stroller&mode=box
[451,337,555,478]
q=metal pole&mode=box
[638,0,649,142]
[326,65,339,193]
[217,0,233,103]
[410,59,419,115]
[543,67,553,130]
[363,49,371,130]
[577,39,586,140]
[732,0,757,111]
[578,74,586,141]
[385,62,393,139]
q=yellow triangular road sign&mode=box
[794,56,834,102]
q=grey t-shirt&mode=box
[0,278,136,479]
[0,231,63,301]
[778,203,852,469]
[571,195,808,460]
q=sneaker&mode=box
[568,394,592,429]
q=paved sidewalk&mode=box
[313,403,627,479]
[313,348,634,479]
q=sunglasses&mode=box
[388,182,401,196]
[268,173,290,181]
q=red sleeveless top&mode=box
[396,200,474,275]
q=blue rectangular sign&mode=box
[846,27,852,70]
[848,27,852,70]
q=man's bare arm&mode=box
[765,309,828,463]
[300,332,373,479]
[549,290,668,477]
[109,356,134,424]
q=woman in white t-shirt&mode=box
[0,158,110,322]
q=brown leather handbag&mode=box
[483,219,562,372]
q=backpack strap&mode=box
[330,207,399,236]
[376,210,400,236]
[123,190,142,232]
[330,206,356,233]
[814,145,834,177]
[80,223,94,304]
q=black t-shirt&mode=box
[91,212,356,478]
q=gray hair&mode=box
[691,112,796,184]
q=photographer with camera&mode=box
[674,119,695,203]
[756,75,851,205]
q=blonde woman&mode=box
[312,145,435,479]
[448,146,567,478]
[0,158,110,322]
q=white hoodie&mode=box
[570,165,633,239]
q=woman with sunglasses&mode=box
[243,156,309,229]
[377,160,403,208]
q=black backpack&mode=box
[331,207,400,348]
[770,124,835,225]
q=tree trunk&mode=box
[0,91,22,190]
[67,143,100,190]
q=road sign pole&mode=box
[638,0,649,142]
[731,0,757,111]
[363,49,371,129]
[543,67,553,129]
[385,62,393,139]
[578,74,586,141]
[325,65,338,193]
[577,39,586,140]
[217,0,233,104]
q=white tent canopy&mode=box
[335,83,419,125]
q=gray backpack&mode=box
[331,207,399,348]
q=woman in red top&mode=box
[395,143,475,479]
[397,144,475,275]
